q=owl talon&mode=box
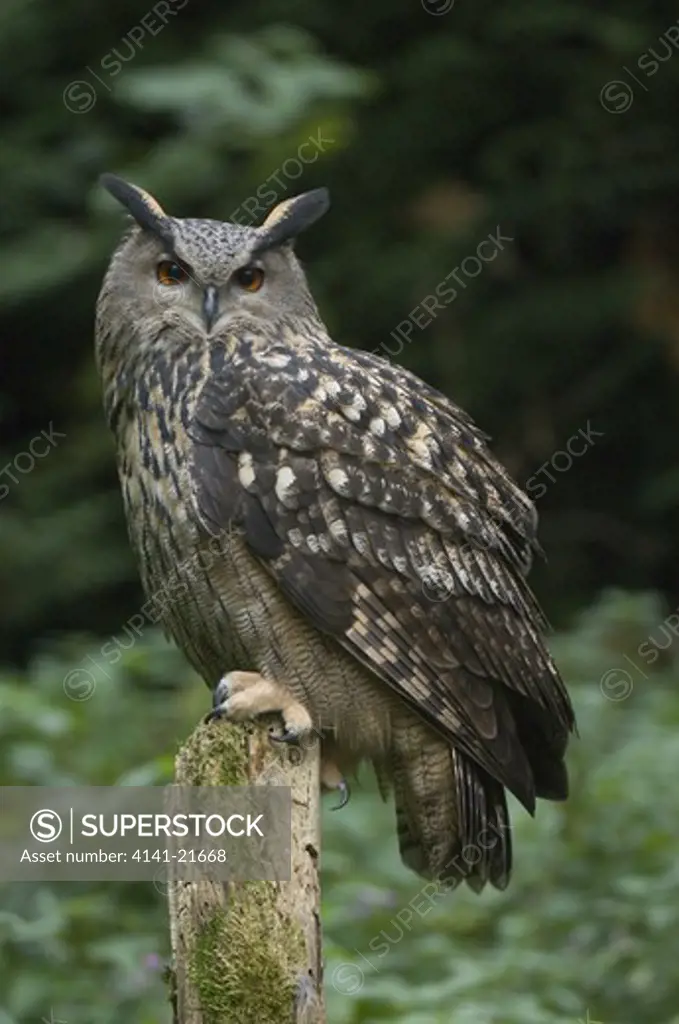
[269,726,303,745]
[331,778,350,811]
[204,676,229,723]
[204,671,314,744]
[212,675,230,708]
[321,756,350,809]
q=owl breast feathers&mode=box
[96,176,575,890]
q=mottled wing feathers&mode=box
[451,746,512,890]
[337,344,541,578]
[189,329,574,809]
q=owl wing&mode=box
[188,335,574,811]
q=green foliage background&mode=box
[1,1,679,1020]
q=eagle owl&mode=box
[95,174,575,890]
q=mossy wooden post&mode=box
[167,720,324,1023]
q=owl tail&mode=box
[389,723,512,891]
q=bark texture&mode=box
[166,721,324,1023]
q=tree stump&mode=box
[166,720,324,1023]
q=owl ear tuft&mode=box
[252,188,330,255]
[100,174,173,244]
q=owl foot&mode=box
[321,757,351,810]
[205,671,314,745]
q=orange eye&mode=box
[233,265,265,292]
[156,260,189,286]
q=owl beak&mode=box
[201,284,220,331]
[202,286,219,332]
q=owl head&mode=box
[95,175,330,390]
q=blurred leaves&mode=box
[0,225,94,305]
[0,593,678,1021]
[117,27,373,135]
[0,631,198,1024]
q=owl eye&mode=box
[233,265,265,292]
[156,260,189,286]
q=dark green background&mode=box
[1,2,678,1021]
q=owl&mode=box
[95,174,575,890]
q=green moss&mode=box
[177,720,308,1020]
[178,721,250,787]
[189,883,306,1023]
